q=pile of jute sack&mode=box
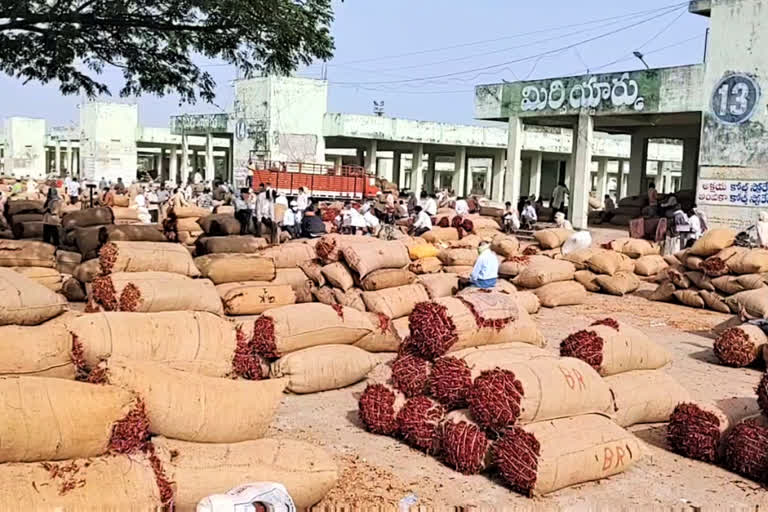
[358,290,688,496]
[0,247,338,508]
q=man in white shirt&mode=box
[503,201,520,233]
[420,191,437,216]
[409,205,432,236]
[67,177,81,205]
[470,241,499,289]
[455,197,469,217]
[296,187,309,224]
[521,200,537,230]
[363,209,380,235]
[134,187,151,224]
[349,204,367,234]
[282,201,299,239]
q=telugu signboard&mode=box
[697,179,768,208]
[502,70,661,117]
[170,114,229,135]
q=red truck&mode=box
[250,160,380,200]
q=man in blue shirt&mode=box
[469,241,499,289]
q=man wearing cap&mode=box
[469,241,499,289]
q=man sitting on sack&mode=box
[469,241,499,289]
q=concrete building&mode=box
[475,0,768,229]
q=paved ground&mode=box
[268,284,768,510]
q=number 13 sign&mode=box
[711,73,761,125]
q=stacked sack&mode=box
[5,199,45,240]
[171,206,212,250]
[0,240,63,293]
[608,196,647,227]
[359,294,649,497]
[567,238,650,297]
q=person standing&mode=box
[469,241,499,289]
[551,179,569,215]
[688,208,702,241]
[170,187,188,209]
[648,182,658,212]
[234,188,252,235]
[114,177,126,195]
[42,188,62,246]
[66,176,81,205]
[146,186,160,223]
[98,177,108,191]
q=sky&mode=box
[0,0,710,128]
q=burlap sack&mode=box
[596,271,641,296]
[605,370,690,427]
[634,255,668,276]
[61,207,114,231]
[420,227,459,243]
[0,376,137,462]
[491,236,520,258]
[495,414,643,496]
[573,323,671,376]
[467,215,500,232]
[0,240,56,268]
[321,262,355,291]
[271,268,312,303]
[443,265,473,279]
[360,268,416,291]
[92,272,223,315]
[104,358,286,443]
[5,199,43,216]
[0,454,163,509]
[574,270,601,292]
[271,344,377,393]
[409,244,439,260]
[111,206,139,221]
[362,283,429,319]
[70,311,236,376]
[620,239,660,258]
[11,266,62,292]
[195,235,268,255]
[418,273,459,299]
[587,249,630,276]
[112,194,130,207]
[0,268,66,325]
[686,271,715,291]
[197,214,241,235]
[298,260,326,287]
[312,286,337,305]
[56,249,82,275]
[457,279,517,297]
[11,220,43,239]
[726,287,768,318]
[176,217,203,232]
[689,228,736,257]
[73,258,101,283]
[681,252,704,271]
[100,241,199,277]
[511,291,539,315]
[353,315,403,352]
[332,287,366,312]
[314,234,372,263]
[499,257,531,278]
[727,249,768,275]
[173,206,211,219]
[438,248,477,267]
[534,281,587,307]
[343,241,409,278]
[561,248,597,270]
[699,290,731,313]
[152,437,338,510]
[259,244,316,269]
[712,274,766,295]
[533,228,572,249]
[0,313,76,379]
[514,257,575,289]
[75,225,168,260]
[194,254,276,284]
[9,213,42,223]
[217,283,296,315]
[649,281,676,302]
[409,256,442,274]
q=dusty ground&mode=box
[268,283,768,510]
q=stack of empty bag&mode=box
[359,293,649,496]
[649,228,768,315]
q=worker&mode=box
[42,187,62,247]
[469,241,499,289]
[648,182,658,213]
[349,204,367,235]
[688,208,703,241]
[410,205,432,236]
[234,188,252,235]
[363,207,380,235]
[554,211,573,231]
[301,205,326,238]
[455,196,469,217]
[420,191,437,216]
[170,187,188,209]
[502,202,520,233]
[521,200,537,229]
[282,200,299,239]
[551,179,569,215]
[66,176,81,206]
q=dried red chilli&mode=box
[723,419,768,482]
[600,240,615,250]
[667,403,721,462]
[590,318,620,331]
[98,242,118,274]
[358,384,400,436]
[251,316,279,360]
[701,257,728,277]
[146,445,175,507]
[440,419,490,474]
[451,216,463,229]
[91,276,118,311]
[560,330,604,372]
[506,255,530,265]
[376,313,391,333]
[314,237,337,262]
[108,399,151,454]
[84,299,101,313]
[41,461,86,496]
[714,328,756,368]
[461,218,474,235]
[70,335,89,381]
[467,369,524,432]
[458,297,514,331]
[428,356,472,409]
[396,396,445,454]
[118,283,141,312]
[493,426,540,496]
[232,327,264,380]
[437,217,450,228]
[391,353,432,398]
[331,304,345,320]
[408,302,459,359]
[757,372,768,417]
[86,366,109,384]
[522,246,538,256]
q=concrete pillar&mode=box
[364,140,378,177]
[54,141,61,176]
[169,146,178,185]
[619,160,629,199]
[334,155,343,174]
[681,138,699,191]
[72,149,79,176]
[628,135,648,197]
[412,144,424,193]
[504,117,524,204]
[427,153,436,194]
[356,148,365,167]
[66,141,73,174]
[596,158,609,201]
[158,148,166,182]
[192,149,199,175]
[393,150,403,189]
[453,147,467,197]
[569,113,593,230]
[180,136,190,185]
[485,166,492,197]
[205,134,215,183]
[529,151,543,200]
[492,149,504,202]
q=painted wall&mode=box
[4,118,46,178]
[697,0,768,229]
[79,102,138,184]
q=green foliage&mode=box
[0,0,335,102]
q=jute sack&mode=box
[314,234,371,263]
[700,290,731,314]
[194,254,276,284]
[438,248,477,266]
[574,270,601,292]
[103,358,286,443]
[714,324,767,367]
[619,239,660,259]
[353,315,403,352]
[409,244,439,260]
[513,257,575,289]
[113,194,130,207]
[418,273,459,299]
[561,248,597,270]
[61,207,115,231]
[420,227,459,243]
[100,241,199,277]
[195,235,268,255]
[0,313,76,379]
[271,268,312,303]
[0,240,56,267]
[177,217,204,232]
[11,266,62,292]
[605,370,690,427]
[74,224,167,260]
[409,256,442,274]
[443,265,473,279]
[56,249,82,275]
[362,283,429,320]
[332,287,366,312]
[725,287,768,317]
[270,344,377,394]
[587,249,631,276]
[298,260,325,287]
[689,228,736,257]
[321,262,355,291]
[561,322,671,376]
[491,236,520,258]
[493,414,643,496]
[727,249,768,275]
[152,437,338,510]
[172,206,211,219]
[312,286,337,305]
[361,268,416,291]
[5,199,43,216]
[595,271,641,296]
[0,376,137,462]
[343,240,409,278]
[634,255,668,276]
[73,258,101,283]
[649,281,676,302]
[712,274,766,295]
[499,256,533,278]
[534,281,587,307]
[0,268,66,325]
[197,214,241,235]
[111,206,139,221]
[10,221,42,239]
[217,283,296,315]
[457,279,517,297]
[0,454,163,509]
[91,272,223,315]
[259,244,316,269]
[70,311,237,376]
[533,228,572,249]
[515,291,541,314]
[467,215,500,232]
[686,271,716,291]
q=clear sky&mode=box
[0,0,709,128]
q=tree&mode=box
[0,0,335,102]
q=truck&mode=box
[249,160,380,200]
